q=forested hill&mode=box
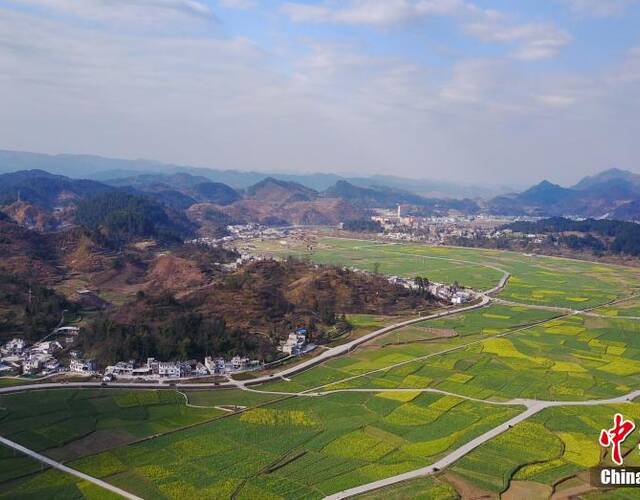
[504,217,640,257]
[0,169,114,208]
[75,192,195,246]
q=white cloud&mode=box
[465,21,571,60]
[537,94,577,107]
[284,1,570,60]
[282,0,477,26]
[11,0,214,21]
[0,3,637,185]
[218,0,256,9]
[563,0,638,17]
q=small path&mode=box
[177,391,245,412]
[0,435,142,500]
[495,293,640,320]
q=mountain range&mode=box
[487,168,640,220]
[1,150,640,224]
[0,149,513,199]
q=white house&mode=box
[70,358,97,373]
[230,356,249,371]
[158,362,180,378]
[2,338,26,355]
[204,356,216,373]
[280,329,308,356]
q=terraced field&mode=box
[3,240,640,499]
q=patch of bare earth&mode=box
[503,481,551,500]
[45,429,136,462]
[551,472,599,500]
[441,472,497,499]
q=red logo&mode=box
[599,413,636,466]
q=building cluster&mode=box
[428,283,474,305]
[387,276,473,305]
[187,224,288,248]
[278,328,314,356]
[368,211,536,246]
[103,355,262,382]
[0,327,81,376]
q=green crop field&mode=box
[593,296,640,318]
[292,314,640,403]
[452,401,640,497]
[254,238,640,308]
[0,389,223,463]
[0,391,521,499]
[355,475,457,499]
[4,241,640,498]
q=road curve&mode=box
[0,297,493,397]
[325,389,640,499]
[0,435,143,500]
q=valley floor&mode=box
[3,238,640,499]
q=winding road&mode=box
[1,249,638,499]
[326,390,640,499]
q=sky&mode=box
[0,0,639,186]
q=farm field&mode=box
[307,314,640,402]
[254,238,504,292]
[257,304,563,395]
[254,238,640,309]
[452,401,640,497]
[4,241,640,498]
[0,445,120,500]
[593,296,640,318]
[184,388,285,408]
[0,389,223,467]
[362,401,640,499]
[0,377,33,387]
[355,475,457,499]
[0,391,521,499]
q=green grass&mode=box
[185,389,285,408]
[308,314,640,402]
[0,378,32,387]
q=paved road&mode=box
[325,390,640,499]
[0,297,493,397]
[0,435,143,500]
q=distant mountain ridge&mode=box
[0,149,512,198]
[0,169,114,208]
[488,168,640,220]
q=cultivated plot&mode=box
[0,392,522,499]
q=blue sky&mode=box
[0,0,639,185]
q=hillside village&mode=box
[0,324,314,383]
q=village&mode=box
[369,208,542,245]
[0,324,315,383]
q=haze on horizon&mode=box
[0,0,639,186]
